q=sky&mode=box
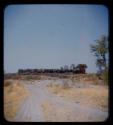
[4,4,108,73]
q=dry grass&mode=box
[41,101,55,121]
[47,84,108,111]
[70,74,104,85]
[4,80,13,87]
[4,73,105,85]
[4,80,30,121]
[41,101,74,121]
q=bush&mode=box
[4,80,12,87]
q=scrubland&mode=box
[4,73,108,121]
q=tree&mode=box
[96,59,104,74]
[70,64,76,70]
[60,67,64,71]
[64,65,69,70]
[75,64,87,73]
[90,35,108,73]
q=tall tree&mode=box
[70,64,76,70]
[64,65,69,70]
[90,35,108,73]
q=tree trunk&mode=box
[102,54,106,70]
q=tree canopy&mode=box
[90,35,108,73]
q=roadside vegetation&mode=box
[47,80,108,111]
[4,80,30,120]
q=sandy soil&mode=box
[4,79,108,122]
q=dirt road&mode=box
[10,80,108,122]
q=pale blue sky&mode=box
[4,4,108,73]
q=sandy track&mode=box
[10,80,108,122]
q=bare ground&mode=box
[4,79,108,122]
